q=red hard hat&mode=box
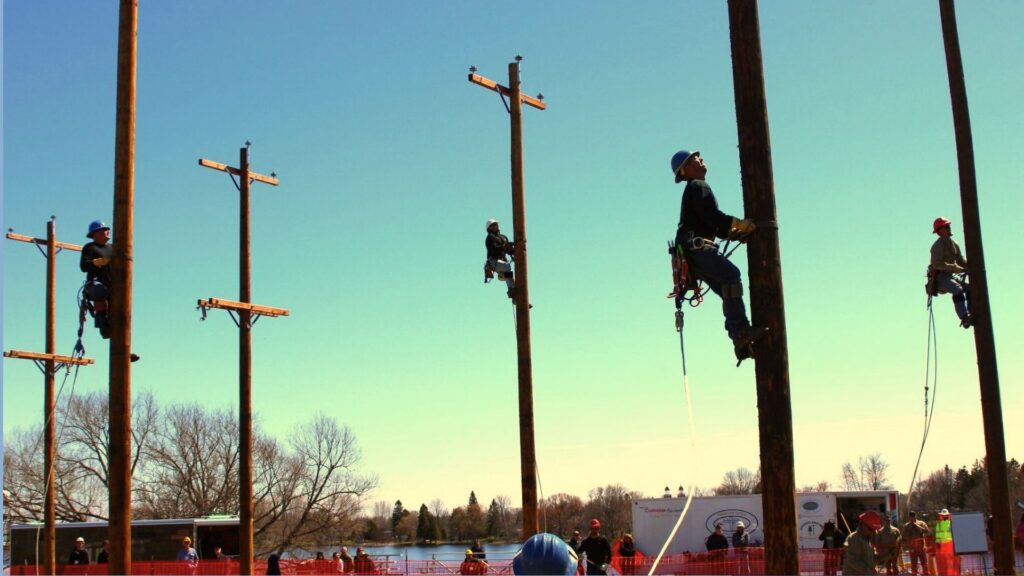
[933,217,952,233]
[859,510,882,531]
[590,518,601,529]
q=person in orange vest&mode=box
[933,509,955,575]
[459,549,488,575]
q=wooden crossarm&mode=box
[197,297,289,317]
[468,73,547,110]
[4,350,94,365]
[6,232,83,252]
[198,158,279,186]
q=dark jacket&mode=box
[819,524,845,549]
[80,241,114,285]
[578,535,612,566]
[676,179,735,245]
[706,532,729,552]
[69,548,90,565]
[486,232,513,260]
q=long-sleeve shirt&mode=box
[578,535,612,566]
[706,532,729,552]
[930,237,967,273]
[677,179,735,243]
[486,232,513,260]
[872,525,901,562]
[843,530,876,575]
[69,548,90,565]
[80,241,114,285]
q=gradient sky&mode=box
[3,1,1022,516]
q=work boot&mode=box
[732,326,768,366]
[507,287,517,299]
[960,315,973,329]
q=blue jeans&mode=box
[686,248,750,341]
[935,272,969,320]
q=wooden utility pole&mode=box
[198,144,288,575]
[108,0,137,573]
[938,2,1014,573]
[726,2,799,574]
[467,57,546,539]
[4,220,94,576]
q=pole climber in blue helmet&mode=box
[671,149,766,364]
[79,219,139,361]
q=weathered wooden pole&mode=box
[507,59,539,539]
[4,222,92,574]
[937,2,1014,573]
[238,145,255,575]
[43,220,57,576]
[467,58,546,539]
[726,1,799,574]
[108,0,137,573]
[197,146,284,575]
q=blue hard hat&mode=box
[671,149,700,183]
[512,533,578,576]
[87,220,110,237]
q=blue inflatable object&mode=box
[512,533,579,576]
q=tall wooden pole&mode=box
[726,2,799,574]
[108,0,137,573]
[938,2,1014,573]
[5,221,91,574]
[239,145,255,575]
[508,60,538,538]
[43,220,57,576]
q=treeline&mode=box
[360,485,642,543]
[2,391,377,555]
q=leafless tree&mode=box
[715,467,761,495]
[258,414,377,554]
[798,481,831,493]
[582,485,639,537]
[841,454,892,491]
[540,493,584,538]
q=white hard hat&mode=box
[736,521,745,528]
[940,508,949,515]
[486,219,499,230]
[75,537,85,543]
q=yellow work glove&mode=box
[730,218,757,237]
[92,257,111,267]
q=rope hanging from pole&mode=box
[648,305,698,576]
[905,298,939,513]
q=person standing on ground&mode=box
[618,533,637,575]
[96,539,110,564]
[872,513,901,576]
[460,549,488,575]
[471,539,486,560]
[177,536,199,569]
[266,554,282,576]
[568,530,582,553]
[705,523,729,565]
[844,511,881,575]
[819,520,844,576]
[732,521,751,576]
[353,547,376,574]
[340,546,354,573]
[670,149,765,364]
[928,217,972,328]
[484,219,516,298]
[578,518,613,575]
[69,537,90,565]
[902,511,931,575]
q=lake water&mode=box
[309,543,523,562]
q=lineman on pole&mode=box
[484,219,516,298]
[927,217,972,328]
[671,149,766,363]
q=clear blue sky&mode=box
[4,1,1022,514]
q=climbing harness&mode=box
[905,297,939,513]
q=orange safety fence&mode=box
[10,547,1024,576]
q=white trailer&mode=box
[631,490,898,555]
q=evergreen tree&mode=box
[391,500,408,534]
[429,514,442,542]
[469,491,479,506]
[486,499,502,538]
[417,503,432,542]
